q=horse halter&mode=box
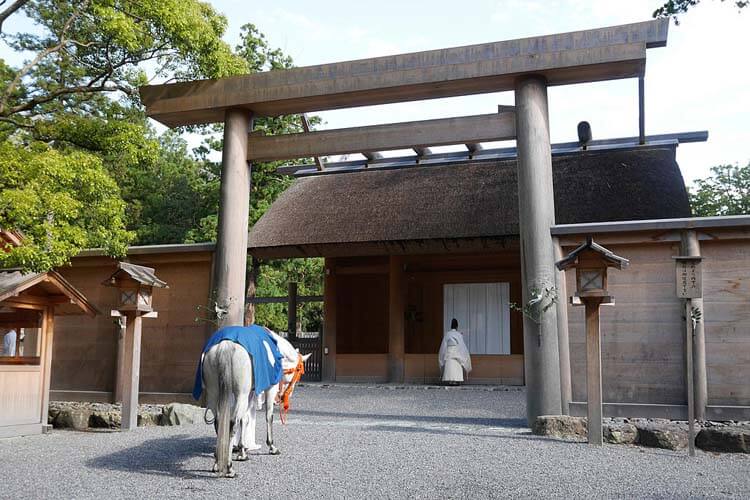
[277,355,305,425]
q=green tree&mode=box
[654,0,748,23]
[0,140,131,271]
[690,162,750,216]
[0,0,246,128]
[0,0,247,270]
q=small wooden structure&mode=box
[104,262,167,430]
[556,237,629,445]
[0,269,97,438]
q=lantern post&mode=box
[556,237,629,445]
[104,262,168,431]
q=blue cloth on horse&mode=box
[192,325,284,400]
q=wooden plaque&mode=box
[675,258,702,299]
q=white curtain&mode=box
[443,283,510,355]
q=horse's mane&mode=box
[267,329,298,362]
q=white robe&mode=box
[438,329,471,382]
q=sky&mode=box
[3,1,748,183]
[204,0,749,183]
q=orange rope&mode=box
[277,357,305,425]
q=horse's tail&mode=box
[215,343,234,477]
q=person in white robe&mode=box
[438,319,471,385]
[2,328,16,356]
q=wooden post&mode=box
[214,109,253,327]
[554,238,572,415]
[114,318,125,402]
[39,306,54,431]
[322,258,337,382]
[682,230,706,421]
[288,281,298,341]
[585,298,603,445]
[638,76,645,145]
[119,313,143,431]
[244,257,261,326]
[515,75,562,424]
[388,256,405,383]
[685,300,696,456]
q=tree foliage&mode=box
[0,140,130,271]
[690,162,750,216]
[1,5,324,330]
[0,0,246,127]
[653,0,748,23]
[0,0,246,270]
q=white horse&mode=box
[201,329,309,477]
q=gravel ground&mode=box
[1,385,749,499]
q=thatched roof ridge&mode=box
[248,147,690,258]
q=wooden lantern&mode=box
[104,262,166,312]
[558,236,629,304]
[556,236,629,445]
[102,262,167,430]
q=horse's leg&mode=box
[231,352,252,464]
[265,385,280,455]
[243,394,261,451]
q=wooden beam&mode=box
[300,114,325,171]
[247,113,516,162]
[140,20,667,126]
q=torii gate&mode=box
[139,19,670,424]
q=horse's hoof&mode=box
[269,446,281,456]
[212,462,219,473]
[224,470,237,478]
[235,452,249,462]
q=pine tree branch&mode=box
[0,0,29,33]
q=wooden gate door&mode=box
[291,335,322,382]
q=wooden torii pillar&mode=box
[214,110,253,327]
[515,76,563,423]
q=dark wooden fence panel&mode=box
[291,335,322,382]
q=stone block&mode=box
[162,403,205,426]
[635,423,688,450]
[532,415,587,439]
[696,426,750,453]
[603,422,638,445]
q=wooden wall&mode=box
[336,273,389,354]
[702,240,750,406]
[53,250,213,397]
[566,237,750,408]
[566,242,686,404]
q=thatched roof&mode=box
[248,147,690,258]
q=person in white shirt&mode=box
[438,319,472,385]
[2,328,17,356]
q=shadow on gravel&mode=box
[293,409,526,428]
[86,434,216,479]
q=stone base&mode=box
[48,401,204,430]
[533,415,750,453]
